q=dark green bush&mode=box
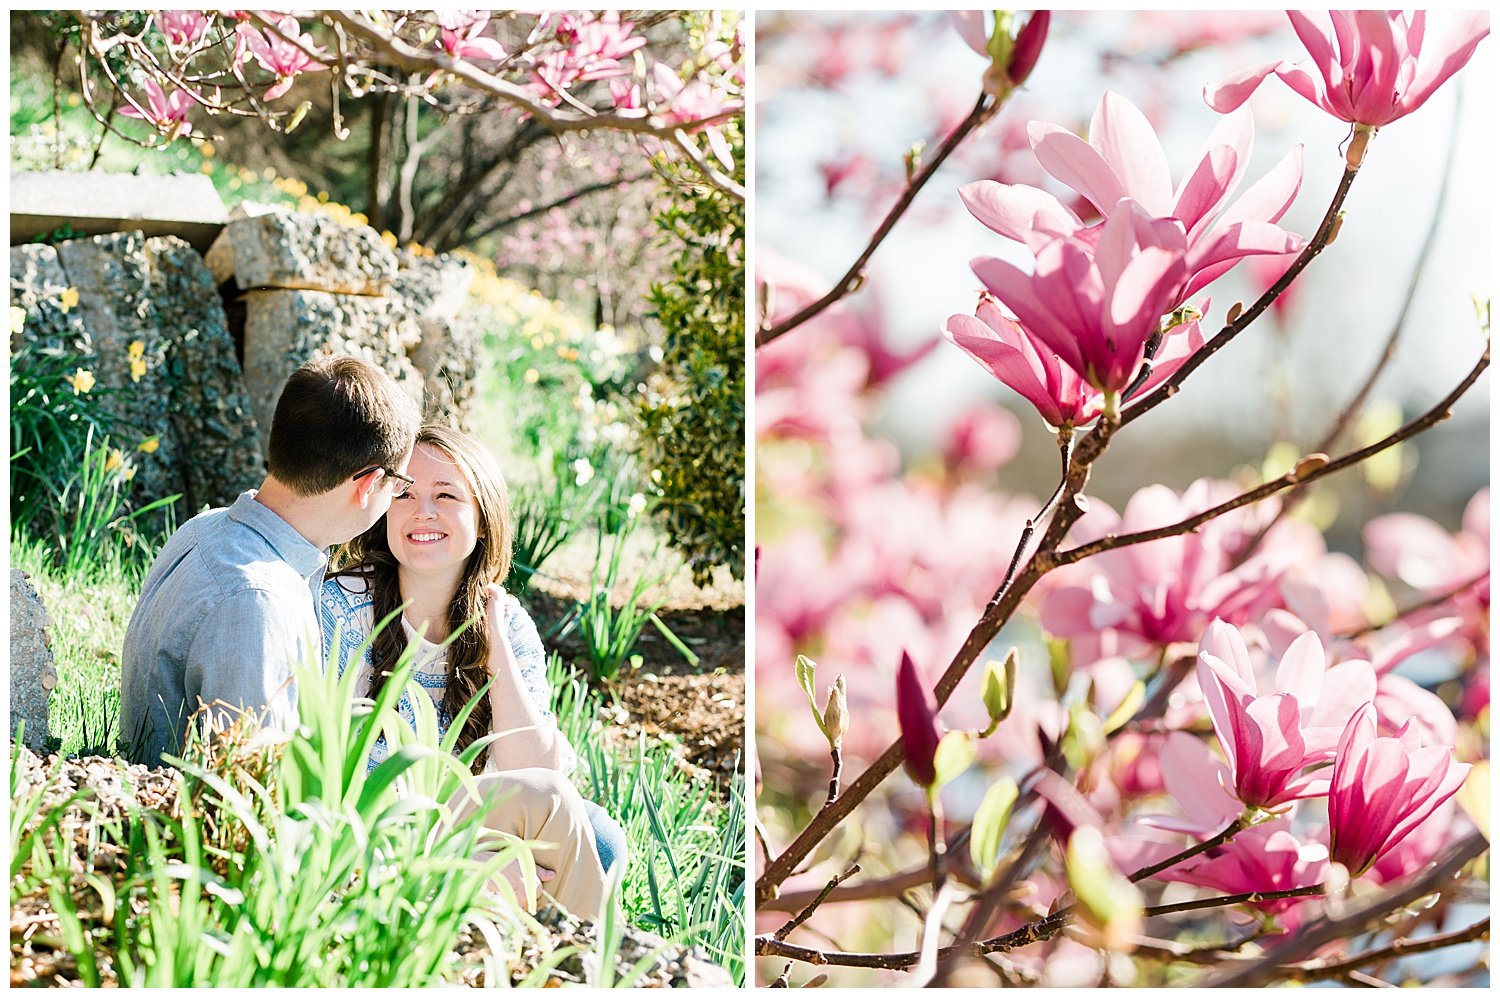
[636,120,745,588]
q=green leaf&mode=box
[932,730,975,790]
[1103,680,1147,735]
[1065,826,1143,950]
[795,654,828,739]
[969,777,1018,883]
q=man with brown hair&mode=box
[121,355,422,765]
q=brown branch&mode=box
[1282,917,1489,983]
[1074,156,1365,467]
[1056,343,1490,568]
[754,886,1325,970]
[756,92,1001,348]
[774,864,862,941]
[323,12,740,139]
[1127,813,1251,884]
[1337,572,1489,639]
[1205,830,1488,986]
[1230,93,1465,566]
[758,866,939,913]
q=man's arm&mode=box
[180,588,317,750]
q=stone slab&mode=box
[10,170,227,255]
[225,209,397,295]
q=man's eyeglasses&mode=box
[353,465,416,491]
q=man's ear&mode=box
[352,470,382,509]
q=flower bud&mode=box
[978,648,1017,735]
[1007,11,1050,88]
[823,675,848,750]
[897,652,941,788]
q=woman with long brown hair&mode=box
[319,425,623,919]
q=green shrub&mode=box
[636,120,745,588]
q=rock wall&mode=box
[10,234,263,521]
[10,570,57,750]
[10,204,481,524]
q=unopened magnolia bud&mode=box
[1292,453,1330,480]
[1227,301,1244,324]
[979,649,1018,734]
[1346,126,1373,169]
[1007,10,1050,87]
[823,675,848,750]
[1327,212,1345,246]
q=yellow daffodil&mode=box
[131,358,148,383]
[128,340,146,361]
[137,436,160,454]
[59,287,79,313]
[105,449,124,472]
[10,306,26,334]
[68,369,95,394]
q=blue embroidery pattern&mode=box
[319,573,555,770]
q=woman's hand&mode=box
[483,583,520,678]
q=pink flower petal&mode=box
[1203,59,1284,113]
[1090,91,1174,217]
[1028,120,1127,219]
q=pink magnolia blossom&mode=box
[436,11,506,61]
[1160,822,1329,918]
[1327,702,1471,876]
[1196,621,1372,809]
[1206,11,1491,128]
[117,77,196,137]
[942,289,1205,427]
[962,91,1305,302]
[1144,731,1242,837]
[158,10,210,48]
[970,200,1189,395]
[896,651,941,787]
[943,402,1022,479]
[242,14,327,101]
[1040,480,1291,653]
[1364,490,1489,642]
[531,11,646,100]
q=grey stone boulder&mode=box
[394,250,479,429]
[241,288,425,453]
[143,236,264,512]
[10,570,57,751]
[222,209,398,295]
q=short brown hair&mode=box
[266,354,422,496]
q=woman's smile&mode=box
[387,443,480,575]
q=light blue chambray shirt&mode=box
[120,491,327,765]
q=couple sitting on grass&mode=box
[118,354,622,920]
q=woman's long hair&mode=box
[330,425,513,772]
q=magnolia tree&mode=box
[55,10,743,200]
[754,10,1489,988]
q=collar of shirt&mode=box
[228,490,328,580]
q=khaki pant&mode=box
[452,767,608,920]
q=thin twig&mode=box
[756,92,1000,348]
[825,747,842,806]
[1337,572,1489,639]
[1230,91,1466,566]
[1283,917,1489,983]
[988,428,1074,609]
[1206,830,1488,986]
[754,886,1325,970]
[1127,813,1250,883]
[1057,344,1489,567]
[774,864,862,941]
